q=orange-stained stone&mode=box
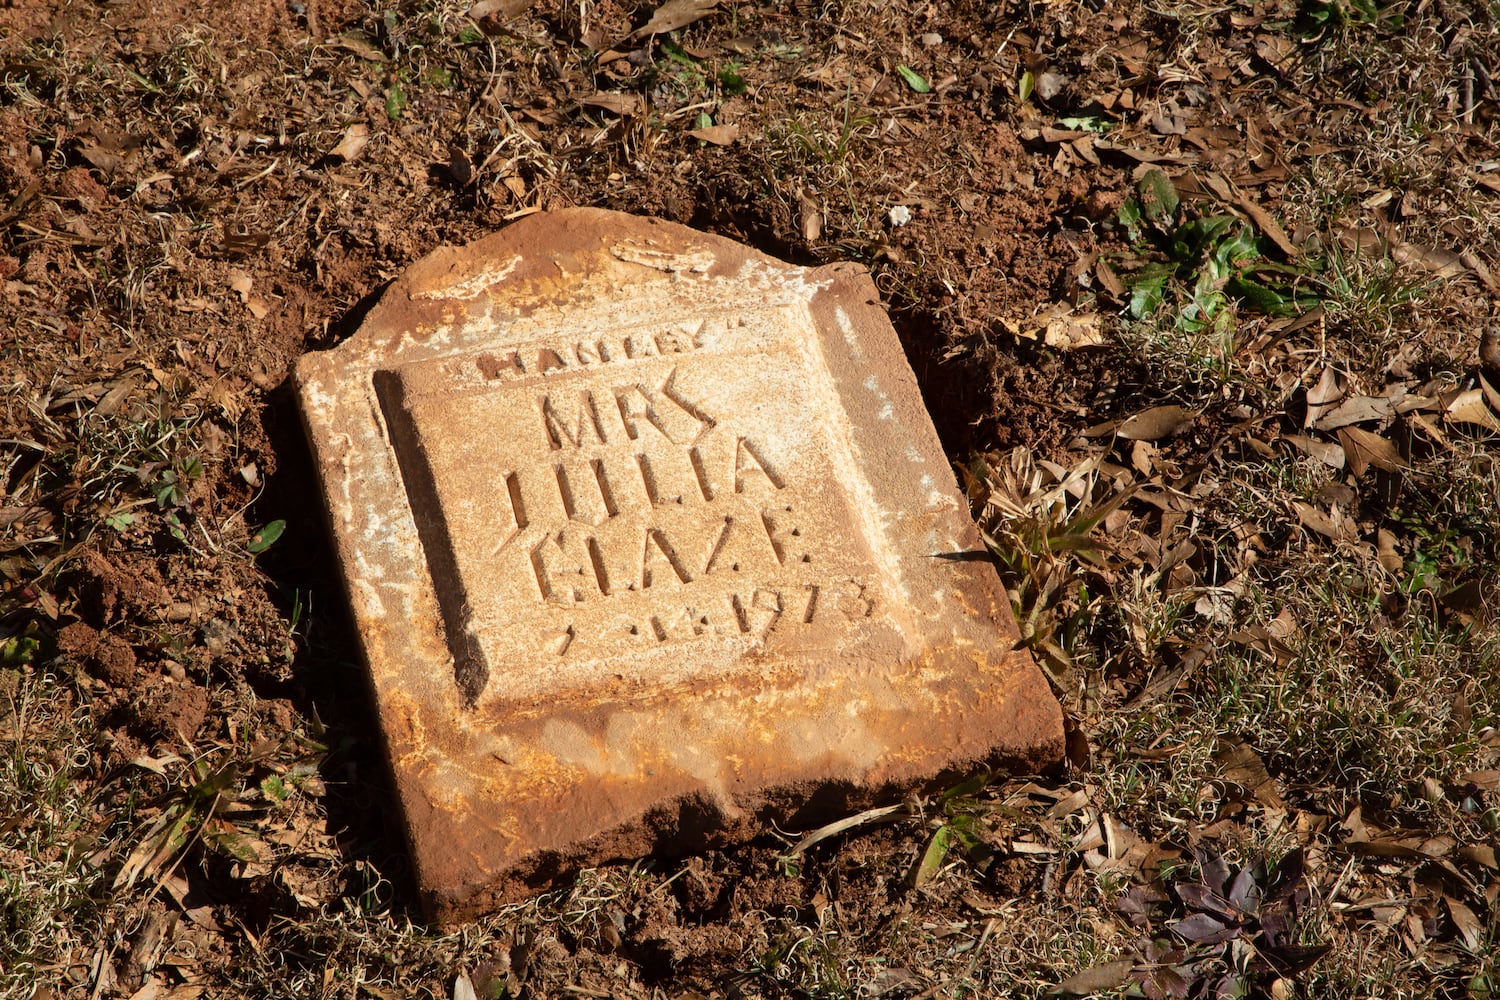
[295,208,1062,924]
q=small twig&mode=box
[1461,59,1476,124]
[779,802,913,859]
[232,158,279,191]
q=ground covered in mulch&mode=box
[2,0,1499,997]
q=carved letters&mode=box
[477,362,868,655]
[382,314,881,692]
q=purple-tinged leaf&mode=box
[1290,884,1313,913]
[1117,886,1161,926]
[1177,883,1243,922]
[1255,942,1331,976]
[1195,848,1232,894]
[1156,964,1193,998]
[1144,936,1185,963]
[1263,848,1305,903]
[1259,911,1291,948]
[1210,972,1248,999]
[1172,912,1239,945]
[1226,864,1262,916]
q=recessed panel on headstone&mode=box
[296,208,1063,924]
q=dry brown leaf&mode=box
[1446,897,1483,951]
[1392,241,1469,279]
[1482,331,1500,372]
[1335,226,1385,259]
[1377,527,1402,574]
[579,92,643,116]
[330,123,369,162]
[1254,33,1299,71]
[1283,433,1345,470]
[1337,426,1402,476]
[1292,500,1340,540]
[96,377,136,416]
[1408,410,1451,447]
[623,0,719,43]
[1095,258,1125,298]
[796,190,822,242]
[1116,404,1191,441]
[79,143,126,176]
[1049,960,1135,997]
[1236,194,1298,258]
[227,272,253,301]
[1215,738,1286,808]
[1304,366,1344,427]
[781,803,907,857]
[1316,393,1402,431]
[1011,839,1061,855]
[1346,836,1429,859]
[1445,387,1500,433]
[1150,110,1187,135]
[1228,624,1297,665]
[1127,643,1211,708]
[1130,439,1156,476]
[1456,844,1498,870]
[1071,136,1100,166]
[1092,139,1197,165]
[686,123,739,145]
[1072,815,1105,854]
[1204,174,1295,257]
[1459,251,1498,291]
[330,32,387,62]
[1441,580,1487,621]
[468,0,534,18]
[1103,815,1141,860]
[448,145,475,185]
[1045,787,1090,819]
[1482,372,1500,415]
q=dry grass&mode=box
[2,0,1499,996]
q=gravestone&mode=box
[296,208,1063,923]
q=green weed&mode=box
[1116,170,1317,334]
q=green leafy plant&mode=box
[247,519,286,554]
[1115,169,1315,333]
[0,632,38,666]
[651,40,747,104]
[114,746,322,894]
[1297,0,1393,36]
[103,509,136,532]
[909,774,994,887]
[716,62,747,96]
[114,755,252,892]
[385,77,408,119]
[896,64,931,93]
[153,455,201,510]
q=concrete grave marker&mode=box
[296,208,1063,923]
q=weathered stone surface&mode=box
[295,208,1063,923]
